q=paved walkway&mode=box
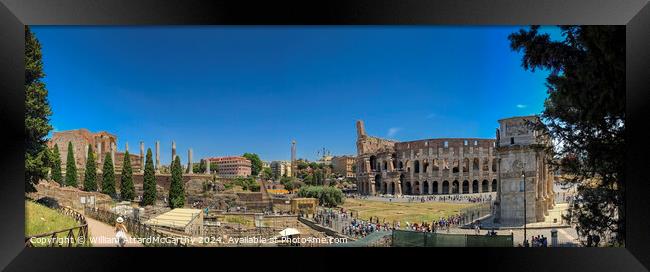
[85,217,143,247]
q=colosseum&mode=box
[355,120,498,196]
[355,115,556,225]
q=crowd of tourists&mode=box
[399,194,493,203]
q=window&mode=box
[464,140,468,146]
[474,140,478,146]
[444,141,449,148]
[510,137,515,145]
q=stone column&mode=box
[187,148,193,174]
[97,142,102,165]
[155,141,160,174]
[140,141,145,174]
[111,142,115,164]
[171,141,177,162]
[84,144,89,164]
[205,158,211,174]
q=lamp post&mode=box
[522,170,528,247]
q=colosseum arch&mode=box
[452,180,460,194]
[414,181,421,195]
[390,182,396,195]
[473,158,479,170]
[482,158,489,171]
[472,180,479,193]
[432,181,439,194]
[398,161,404,170]
[423,160,429,173]
[491,179,497,192]
[383,181,388,194]
[482,179,489,192]
[452,159,460,173]
[432,159,439,175]
[404,181,413,195]
[374,174,382,194]
[442,180,450,194]
[463,158,470,173]
[414,160,420,173]
[492,160,497,172]
[462,180,469,194]
[382,161,388,171]
[370,155,377,171]
[423,181,429,194]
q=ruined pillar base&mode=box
[536,199,546,222]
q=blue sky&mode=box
[33,26,560,164]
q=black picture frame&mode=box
[0,0,648,271]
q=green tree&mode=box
[168,156,185,208]
[261,167,273,181]
[25,26,53,192]
[102,153,116,197]
[193,159,207,174]
[242,153,263,176]
[120,150,135,201]
[509,25,624,246]
[50,144,63,185]
[141,148,156,206]
[297,185,344,207]
[64,142,77,187]
[83,145,97,191]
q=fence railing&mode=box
[392,229,513,247]
[84,207,188,247]
[25,205,90,247]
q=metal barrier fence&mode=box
[25,205,90,247]
[84,207,187,247]
[392,230,513,247]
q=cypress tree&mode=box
[141,148,156,206]
[25,26,53,192]
[102,152,116,197]
[65,142,77,187]
[51,144,63,185]
[168,155,185,208]
[83,145,97,191]
[120,150,135,201]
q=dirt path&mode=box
[85,217,143,247]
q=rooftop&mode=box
[144,208,202,229]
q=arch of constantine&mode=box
[355,115,556,225]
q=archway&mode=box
[432,181,439,194]
[398,161,403,170]
[414,160,420,173]
[442,180,450,194]
[473,158,480,171]
[423,181,429,195]
[414,181,421,195]
[491,179,497,192]
[482,180,489,192]
[463,158,470,173]
[452,160,459,173]
[405,182,413,195]
[383,161,388,171]
[390,182,396,195]
[374,174,382,194]
[423,161,429,173]
[472,180,479,193]
[383,182,388,194]
[370,155,377,171]
[452,180,460,194]
[462,180,469,194]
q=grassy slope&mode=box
[340,198,479,224]
[25,201,80,246]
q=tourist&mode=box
[115,216,128,247]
